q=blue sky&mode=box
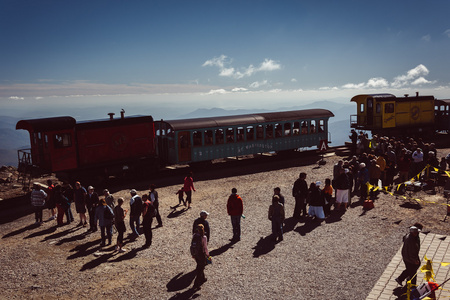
[1,0,450,113]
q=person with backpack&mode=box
[227,188,243,242]
[193,210,210,242]
[191,224,210,290]
[94,198,114,247]
[268,195,285,242]
[114,197,127,252]
[129,189,143,238]
[142,194,155,248]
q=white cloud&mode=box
[249,80,268,89]
[9,96,24,100]
[411,77,435,85]
[421,34,431,42]
[392,64,430,88]
[366,77,389,88]
[203,55,280,80]
[319,86,339,90]
[231,87,248,92]
[207,89,228,95]
[444,29,450,38]
[342,83,365,89]
[291,78,297,82]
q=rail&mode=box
[17,149,32,189]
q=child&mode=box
[176,187,185,206]
[323,178,333,216]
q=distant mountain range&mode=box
[0,101,355,167]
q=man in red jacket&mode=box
[227,188,243,242]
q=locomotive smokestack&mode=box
[404,94,409,97]
[120,109,125,119]
[416,92,419,97]
[108,113,115,120]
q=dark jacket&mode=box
[335,173,350,190]
[130,195,143,217]
[292,178,308,198]
[193,217,210,242]
[85,192,99,209]
[308,187,325,207]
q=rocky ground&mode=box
[1,148,450,300]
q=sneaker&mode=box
[119,248,127,253]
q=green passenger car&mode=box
[155,109,334,166]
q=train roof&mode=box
[351,93,435,102]
[16,117,76,132]
[159,109,334,131]
[16,115,154,132]
[435,99,450,105]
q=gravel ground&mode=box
[1,148,450,300]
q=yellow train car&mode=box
[350,93,435,135]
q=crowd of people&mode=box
[29,131,450,291]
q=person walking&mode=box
[129,189,143,238]
[184,172,196,209]
[227,188,243,242]
[193,210,210,242]
[292,172,308,219]
[192,224,210,290]
[95,199,114,247]
[395,225,422,287]
[268,195,285,242]
[113,197,127,252]
[142,194,155,248]
[149,184,162,227]
[31,183,47,225]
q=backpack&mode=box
[104,206,114,220]
[190,233,203,257]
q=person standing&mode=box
[193,210,210,242]
[395,225,422,287]
[129,189,142,238]
[292,172,308,219]
[74,182,87,227]
[227,188,243,242]
[176,187,185,206]
[85,186,99,232]
[31,183,47,225]
[54,185,70,226]
[335,168,350,211]
[94,199,114,247]
[192,224,210,290]
[103,189,115,209]
[184,172,196,209]
[273,187,285,205]
[323,178,333,216]
[113,197,127,252]
[142,194,155,248]
[268,195,285,242]
[46,180,57,221]
[149,184,162,227]
[307,182,326,221]
[62,184,75,224]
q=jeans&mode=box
[34,206,43,222]
[100,225,113,245]
[130,215,140,236]
[142,217,153,246]
[66,203,74,222]
[231,215,241,240]
[271,220,283,240]
[87,207,97,230]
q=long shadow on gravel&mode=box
[67,239,101,260]
[294,220,321,236]
[23,225,57,239]
[209,242,234,257]
[168,287,200,300]
[166,270,196,292]
[56,230,89,246]
[2,223,40,239]
[252,236,276,257]
[325,210,345,224]
[283,217,300,234]
[109,247,142,263]
[80,248,117,271]
[41,226,83,242]
[168,207,188,218]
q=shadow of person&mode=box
[209,242,234,257]
[56,229,89,246]
[252,235,276,258]
[167,208,188,219]
[166,270,197,292]
[79,250,116,271]
[294,219,321,236]
[67,239,102,260]
[109,247,141,263]
[2,223,41,239]
[325,210,345,224]
[168,287,200,300]
[42,226,82,242]
[282,217,299,234]
[23,225,57,239]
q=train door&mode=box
[178,131,191,162]
[382,102,396,128]
[366,97,374,126]
[50,131,77,171]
